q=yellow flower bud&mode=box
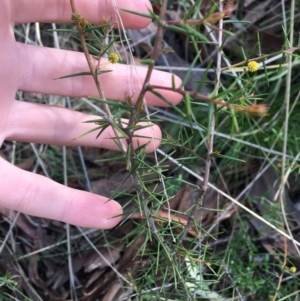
[108,53,119,64]
[247,61,259,72]
[71,13,87,29]
[289,266,297,273]
[71,12,82,23]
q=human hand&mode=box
[0,0,182,228]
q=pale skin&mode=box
[0,0,182,229]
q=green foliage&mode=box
[0,274,33,301]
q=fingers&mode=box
[12,0,152,29]
[5,101,162,153]
[0,157,122,229]
[17,44,182,107]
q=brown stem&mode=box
[124,0,176,258]
[128,0,168,127]
[178,0,223,245]
[148,85,268,116]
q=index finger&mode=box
[12,0,152,29]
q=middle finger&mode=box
[17,43,182,106]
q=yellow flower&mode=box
[108,53,119,64]
[289,266,297,273]
[247,61,259,72]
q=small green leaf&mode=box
[54,69,112,80]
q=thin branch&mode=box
[222,264,245,301]
[123,0,175,257]
[176,1,223,245]
[148,85,268,116]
